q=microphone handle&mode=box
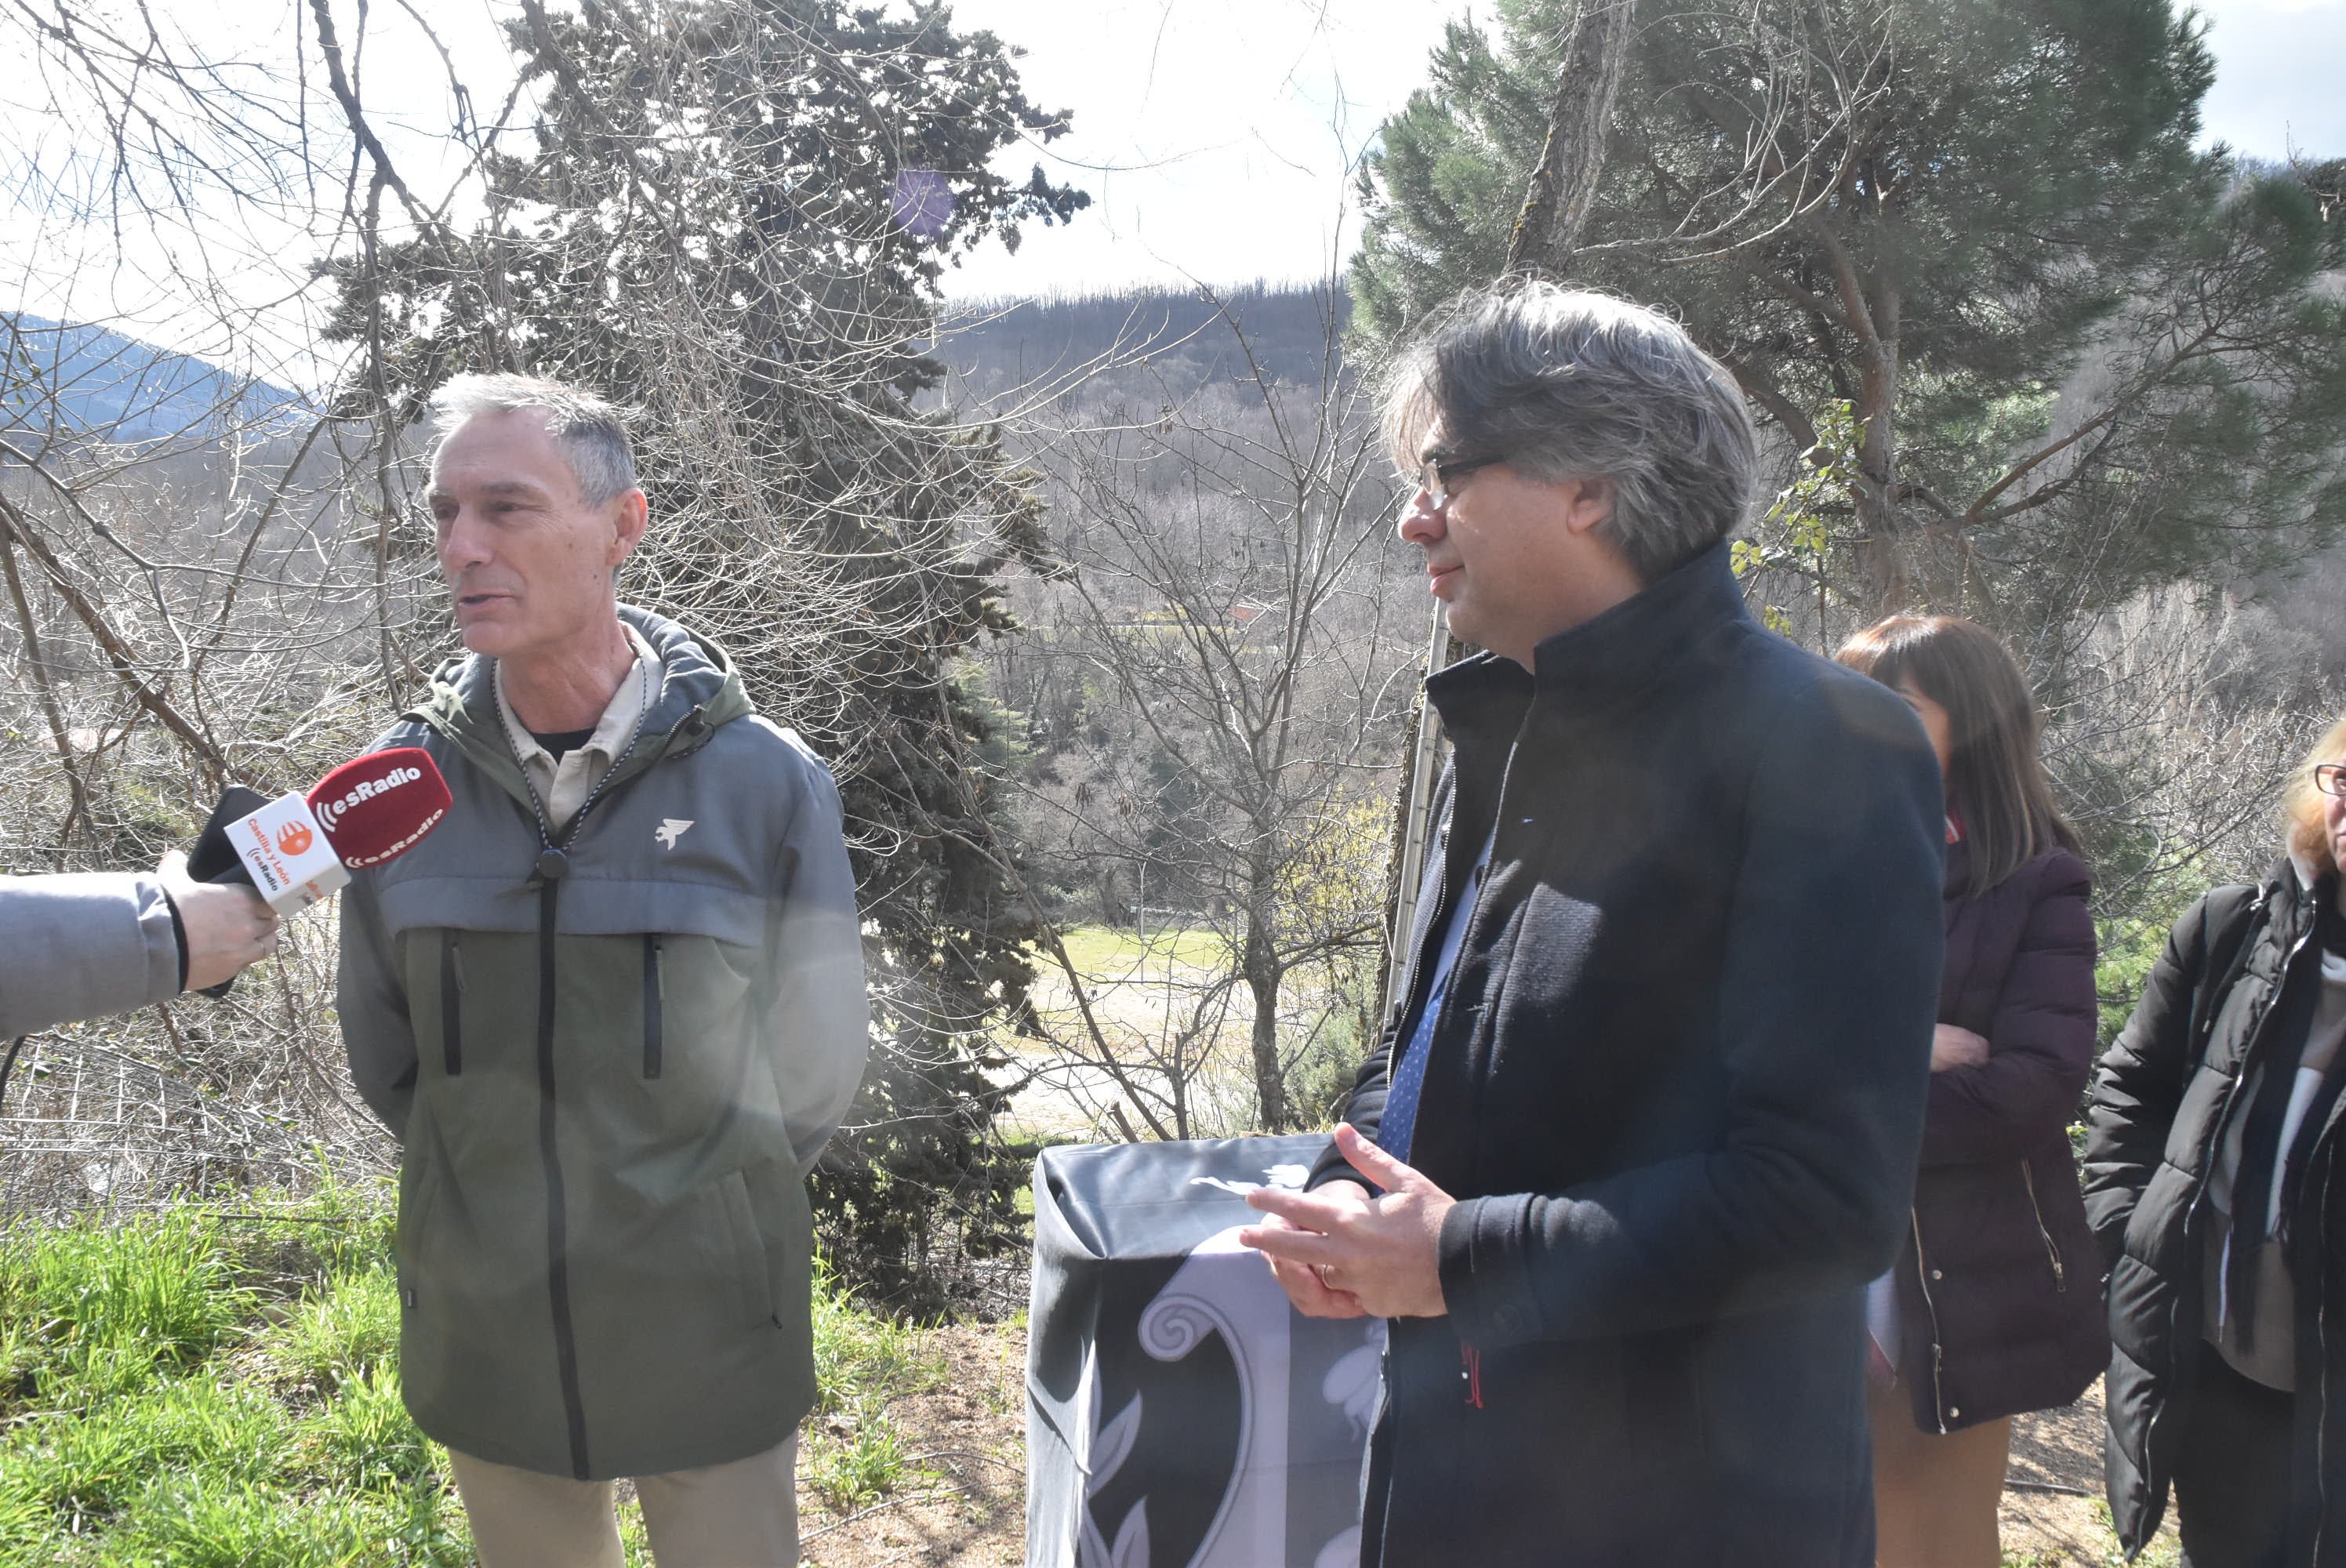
[187,786,271,996]
[190,786,271,884]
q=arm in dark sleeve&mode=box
[336,869,416,1139]
[1436,679,1945,1348]
[2083,889,2238,1269]
[768,746,869,1179]
[0,873,182,1036]
[1920,854,2098,1164]
[1306,1014,1398,1192]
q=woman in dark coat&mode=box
[1839,616,2107,1568]
[2086,713,2346,1568]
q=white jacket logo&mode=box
[656,818,694,851]
[312,764,427,829]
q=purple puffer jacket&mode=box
[1890,842,2110,1432]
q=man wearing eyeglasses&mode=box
[1240,282,1946,1566]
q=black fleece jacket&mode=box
[1316,545,1945,1567]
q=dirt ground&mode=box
[2003,1377,2181,1566]
[797,1324,1029,1568]
[799,1319,2177,1568]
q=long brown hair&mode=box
[1836,615,2081,891]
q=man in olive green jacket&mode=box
[337,374,867,1568]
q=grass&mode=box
[1047,923,1226,978]
[0,1181,952,1565]
[805,1254,947,1512]
[0,1189,470,1568]
[804,1414,924,1515]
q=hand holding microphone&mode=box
[156,850,279,992]
[183,747,454,995]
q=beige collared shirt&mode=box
[496,623,661,834]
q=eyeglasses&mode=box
[1419,452,1505,508]
[2317,764,2346,798]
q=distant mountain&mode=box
[1,314,307,444]
[5,287,1338,445]
[934,281,1353,407]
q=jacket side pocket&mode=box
[2021,1157,2068,1292]
[396,1156,440,1312]
[719,1171,775,1327]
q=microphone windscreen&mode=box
[305,748,453,869]
[190,786,271,884]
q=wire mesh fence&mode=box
[0,1029,392,1221]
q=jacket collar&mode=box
[1425,541,1749,742]
[407,604,755,808]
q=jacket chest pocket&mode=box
[399,927,473,1080]
[439,932,465,1076]
[614,932,768,1128]
[642,935,664,1079]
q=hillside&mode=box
[1,314,304,444]
[933,281,1352,409]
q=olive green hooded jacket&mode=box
[337,607,868,1480]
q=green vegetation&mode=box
[804,1257,947,1514]
[0,1186,465,1567]
[1048,924,1229,978]
[0,1186,946,1566]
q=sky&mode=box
[939,0,2346,299]
[2192,0,2346,164]
[932,0,1461,299]
[2,0,2340,371]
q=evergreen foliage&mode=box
[314,0,1091,1299]
[1353,0,2346,623]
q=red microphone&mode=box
[306,748,454,869]
[207,748,453,916]
[181,747,453,997]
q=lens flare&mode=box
[891,167,953,240]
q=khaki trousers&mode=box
[449,1434,799,1568]
[1867,1375,2011,1568]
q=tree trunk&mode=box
[1380,0,1636,1051]
[1850,348,1906,615]
[1507,0,1638,275]
[1242,914,1289,1134]
[1814,227,1905,615]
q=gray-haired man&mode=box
[337,374,868,1566]
[1239,284,1945,1564]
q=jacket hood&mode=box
[405,604,755,808]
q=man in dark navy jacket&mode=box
[1240,282,1945,1565]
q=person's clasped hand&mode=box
[1239,1123,1455,1320]
[1930,1022,1990,1073]
[157,850,280,991]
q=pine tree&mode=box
[1353,0,2346,624]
